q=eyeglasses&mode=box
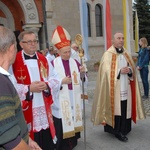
[22,40,38,45]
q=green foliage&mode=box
[133,0,150,44]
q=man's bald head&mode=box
[113,32,124,49]
[114,32,123,38]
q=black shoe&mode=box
[115,132,128,142]
[142,95,148,99]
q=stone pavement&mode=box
[74,71,150,150]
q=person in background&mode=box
[71,43,80,62]
[0,25,30,150]
[51,26,87,150]
[40,48,48,56]
[91,32,145,142]
[93,61,100,72]
[46,46,55,63]
[12,30,61,150]
[37,50,42,54]
[137,37,149,99]
[54,48,59,57]
[71,43,88,72]
[71,43,79,52]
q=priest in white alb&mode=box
[12,30,60,150]
[51,25,87,150]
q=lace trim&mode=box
[33,106,49,132]
[48,79,60,90]
[16,84,28,100]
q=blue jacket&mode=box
[137,47,150,68]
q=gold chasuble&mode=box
[91,46,145,128]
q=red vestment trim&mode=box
[13,51,56,141]
[110,52,137,127]
[124,52,136,123]
[130,80,136,123]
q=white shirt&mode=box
[118,54,128,100]
[46,52,55,63]
[71,48,80,62]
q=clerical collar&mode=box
[115,47,124,54]
[23,52,37,60]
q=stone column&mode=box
[39,0,54,49]
[45,0,54,46]
[45,0,53,16]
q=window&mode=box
[87,3,91,37]
[95,4,103,36]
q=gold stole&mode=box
[54,57,83,139]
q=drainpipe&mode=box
[42,0,49,50]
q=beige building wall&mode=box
[46,0,81,44]
[46,0,133,70]
[0,0,134,70]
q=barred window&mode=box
[95,4,103,36]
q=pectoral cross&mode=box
[17,68,26,83]
[72,71,78,84]
[40,61,47,80]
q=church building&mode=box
[0,0,133,70]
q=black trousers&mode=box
[104,100,131,135]
[34,128,55,150]
[53,116,80,150]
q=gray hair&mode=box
[18,30,37,42]
[0,26,16,53]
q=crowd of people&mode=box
[0,24,148,150]
[0,25,87,150]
